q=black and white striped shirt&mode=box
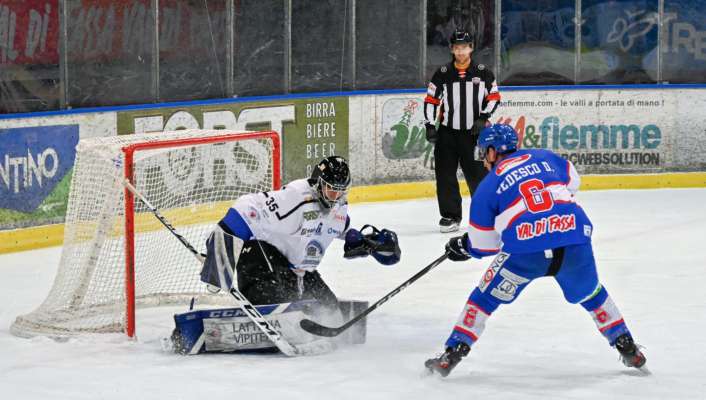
[423,61,501,131]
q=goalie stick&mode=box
[123,179,301,356]
[300,252,449,337]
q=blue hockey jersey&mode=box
[465,148,593,257]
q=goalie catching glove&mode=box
[344,224,401,265]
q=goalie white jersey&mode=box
[230,178,349,273]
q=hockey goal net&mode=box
[11,130,280,338]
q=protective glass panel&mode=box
[233,0,286,97]
[500,0,576,85]
[65,0,154,108]
[159,0,228,102]
[426,0,496,80]
[0,0,61,114]
[580,0,658,84]
[355,0,423,90]
[662,0,706,83]
[291,0,351,92]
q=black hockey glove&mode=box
[445,233,472,262]
[425,124,437,144]
[470,113,490,135]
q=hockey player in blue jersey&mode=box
[425,124,646,377]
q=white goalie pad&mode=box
[169,299,368,355]
[200,226,245,291]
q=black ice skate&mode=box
[424,343,470,377]
[439,218,461,233]
[614,334,647,369]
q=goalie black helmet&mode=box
[309,156,351,208]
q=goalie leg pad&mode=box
[169,300,369,355]
[200,225,245,290]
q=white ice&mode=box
[2,189,705,399]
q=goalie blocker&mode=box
[168,299,368,355]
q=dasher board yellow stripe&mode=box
[347,172,706,203]
[2,172,705,255]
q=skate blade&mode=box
[421,367,443,379]
[636,365,651,376]
[622,364,651,376]
[421,368,435,378]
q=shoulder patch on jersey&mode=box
[440,66,447,73]
[247,206,260,221]
[478,64,485,70]
[495,154,532,176]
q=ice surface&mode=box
[1,189,705,399]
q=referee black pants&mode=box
[433,125,487,222]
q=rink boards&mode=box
[1,86,706,253]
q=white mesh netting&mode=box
[11,130,277,338]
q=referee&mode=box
[424,30,501,233]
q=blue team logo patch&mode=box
[0,125,79,213]
[303,240,324,266]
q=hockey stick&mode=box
[124,180,206,263]
[300,252,449,337]
[123,179,300,356]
